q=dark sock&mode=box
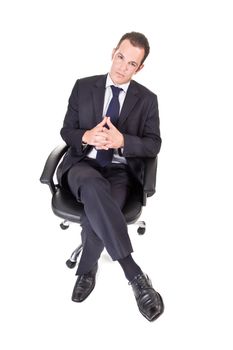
[118,254,142,282]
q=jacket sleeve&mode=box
[60,80,87,155]
[122,95,161,158]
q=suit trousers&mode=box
[67,158,134,275]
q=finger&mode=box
[98,116,108,127]
[95,131,109,139]
[102,127,110,133]
[106,117,115,129]
[106,117,111,125]
[95,145,109,150]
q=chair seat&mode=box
[52,188,142,225]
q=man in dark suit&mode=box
[58,32,164,322]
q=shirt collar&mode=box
[106,74,130,93]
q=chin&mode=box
[115,78,124,85]
[112,73,127,85]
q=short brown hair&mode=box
[116,32,150,65]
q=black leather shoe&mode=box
[72,264,98,302]
[130,273,164,322]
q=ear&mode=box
[135,64,144,74]
[111,48,116,60]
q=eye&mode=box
[117,53,123,60]
[129,62,137,68]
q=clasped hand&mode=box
[82,117,124,150]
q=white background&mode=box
[1,0,232,349]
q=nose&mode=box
[120,60,128,72]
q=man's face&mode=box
[109,39,145,85]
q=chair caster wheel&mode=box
[137,227,146,235]
[66,260,76,268]
[60,223,69,230]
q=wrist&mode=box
[120,134,124,148]
[82,131,88,144]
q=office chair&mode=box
[40,143,157,269]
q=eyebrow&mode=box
[117,52,139,67]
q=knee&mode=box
[83,176,110,193]
[67,168,109,193]
[79,176,111,205]
[67,167,80,189]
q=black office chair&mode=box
[40,143,157,269]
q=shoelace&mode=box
[129,274,150,290]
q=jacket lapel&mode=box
[117,81,140,128]
[92,75,107,123]
[91,76,140,126]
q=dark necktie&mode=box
[96,85,122,167]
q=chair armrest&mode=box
[142,157,158,205]
[40,143,69,194]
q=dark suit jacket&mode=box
[58,74,161,186]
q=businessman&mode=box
[58,32,164,321]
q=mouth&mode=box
[116,72,124,78]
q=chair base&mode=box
[60,220,70,230]
[65,243,83,269]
